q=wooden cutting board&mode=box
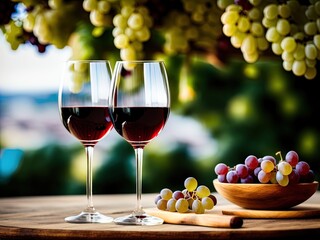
[144,208,243,228]
[219,203,320,219]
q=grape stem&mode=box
[276,151,283,162]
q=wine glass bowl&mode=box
[109,60,170,225]
[59,60,114,223]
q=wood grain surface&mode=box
[0,193,320,240]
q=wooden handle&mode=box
[144,208,243,228]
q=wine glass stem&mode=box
[85,146,95,213]
[134,147,145,216]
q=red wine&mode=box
[110,107,170,148]
[61,106,113,146]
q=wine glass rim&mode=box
[116,60,164,63]
[67,60,111,63]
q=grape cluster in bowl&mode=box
[155,177,217,214]
[215,150,315,186]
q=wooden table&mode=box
[0,192,320,240]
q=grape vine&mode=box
[1,0,320,79]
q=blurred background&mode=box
[1,0,320,197]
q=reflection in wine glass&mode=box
[58,60,113,223]
[109,60,170,225]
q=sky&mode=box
[0,33,71,94]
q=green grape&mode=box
[262,17,277,28]
[156,199,167,211]
[83,0,97,12]
[114,34,129,49]
[223,23,237,37]
[280,36,297,53]
[263,4,278,20]
[135,26,150,42]
[305,43,318,60]
[278,161,292,176]
[248,8,262,21]
[304,21,317,36]
[160,188,173,200]
[272,42,283,55]
[230,31,246,48]
[261,159,275,173]
[220,10,239,25]
[90,10,109,27]
[276,171,289,186]
[184,177,198,192]
[306,58,317,67]
[292,60,307,76]
[167,198,177,212]
[278,4,291,19]
[127,12,144,30]
[97,0,111,14]
[315,1,320,15]
[293,44,305,61]
[74,62,88,72]
[217,0,234,10]
[241,34,257,55]
[314,34,320,50]
[304,67,317,80]
[282,51,294,61]
[250,22,264,37]
[283,60,293,71]
[120,46,136,60]
[175,198,189,213]
[201,196,214,210]
[192,199,204,214]
[112,27,123,37]
[266,27,281,43]
[305,5,317,20]
[113,14,127,28]
[257,37,269,51]
[249,0,262,6]
[276,19,291,36]
[270,171,277,184]
[237,16,251,33]
[23,13,35,32]
[196,185,210,198]
[48,0,63,9]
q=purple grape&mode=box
[300,170,315,183]
[245,155,259,170]
[241,175,254,183]
[218,174,227,183]
[234,0,253,10]
[285,150,299,167]
[288,169,300,185]
[214,163,229,175]
[296,161,310,176]
[236,163,249,178]
[226,170,239,183]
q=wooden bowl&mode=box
[213,179,319,210]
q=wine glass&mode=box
[109,60,170,225]
[58,60,114,223]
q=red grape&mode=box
[226,170,239,183]
[285,150,299,167]
[244,155,259,170]
[235,163,249,178]
[295,161,310,176]
[214,163,228,175]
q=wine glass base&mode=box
[65,211,113,223]
[114,214,164,226]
